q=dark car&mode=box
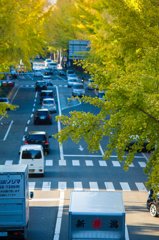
[39,90,54,104]
[59,69,66,76]
[35,81,47,92]
[147,189,159,217]
[44,68,53,75]
[25,131,51,154]
[34,109,52,125]
[125,135,153,152]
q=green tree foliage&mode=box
[54,0,159,193]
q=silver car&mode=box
[34,69,43,77]
[42,75,53,86]
[72,83,85,97]
[42,98,56,113]
[67,73,78,81]
[68,79,79,88]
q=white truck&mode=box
[0,164,33,239]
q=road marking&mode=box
[30,114,33,117]
[64,154,103,157]
[142,152,149,161]
[79,145,84,151]
[33,103,35,107]
[3,120,13,141]
[128,163,134,167]
[29,182,35,191]
[10,86,20,103]
[104,182,115,191]
[112,161,121,167]
[26,85,29,87]
[58,182,67,190]
[85,160,93,166]
[74,182,83,190]
[45,160,53,166]
[34,99,36,102]
[72,160,80,166]
[35,92,38,98]
[59,160,66,166]
[32,108,35,112]
[89,182,99,191]
[27,120,30,124]
[59,85,62,87]
[31,85,34,87]
[99,160,107,166]
[100,145,104,156]
[25,127,28,132]
[5,160,13,165]
[138,162,146,168]
[42,182,51,191]
[30,198,60,202]
[22,135,25,141]
[135,182,147,191]
[120,182,131,191]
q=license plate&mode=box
[29,169,35,173]
[40,116,45,119]
[0,232,8,236]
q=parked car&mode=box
[24,131,51,154]
[44,68,53,75]
[39,90,54,104]
[42,98,56,113]
[68,79,79,88]
[34,109,52,125]
[72,83,85,97]
[35,81,47,92]
[147,189,159,217]
[0,97,10,110]
[44,59,52,67]
[67,73,78,81]
[34,69,43,77]
[42,75,53,86]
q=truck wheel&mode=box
[150,204,158,217]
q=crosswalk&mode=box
[4,159,147,168]
[20,84,68,88]
[28,181,147,192]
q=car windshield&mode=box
[73,85,84,89]
[43,100,54,104]
[41,92,53,96]
[28,135,45,141]
[69,74,76,77]
[49,63,57,65]
[22,150,42,159]
[37,111,49,115]
[0,99,7,102]
[68,71,74,74]
[46,60,51,62]
[69,79,77,82]
[99,93,105,98]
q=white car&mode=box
[42,98,56,113]
[47,62,57,71]
[44,59,52,67]
[72,83,85,97]
[42,75,53,86]
[67,73,78,81]
[68,79,79,88]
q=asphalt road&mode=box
[0,61,158,240]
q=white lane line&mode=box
[64,155,103,157]
[45,160,53,166]
[64,85,67,87]
[42,182,51,191]
[30,198,60,202]
[34,99,36,102]
[3,121,13,141]
[135,182,147,191]
[56,75,66,81]
[112,161,121,167]
[22,135,25,141]
[33,103,35,107]
[25,127,28,132]
[100,145,104,156]
[31,85,34,87]
[72,160,80,166]
[59,85,62,87]
[89,182,99,191]
[74,182,83,190]
[85,160,93,166]
[10,86,20,103]
[4,160,13,165]
[142,152,149,161]
[27,120,30,124]
[104,182,115,191]
[26,85,29,87]
[59,160,66,166]
[138,162,146,168]
[58,182,67,191]
[120,182,131,191]
[35,92,38,98]
[30,114,33,118]
[32,108,35,112]
[99,160,107,166]
[29,182,35,191]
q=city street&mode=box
[0,63,159,240]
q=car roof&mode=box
[28,131,47,135]
[73,83,83,86]
[36,109,49,112]
[41,90,53,92]
[42,98,54,101]
[20,144,43,150]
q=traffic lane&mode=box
[0,87,36,164]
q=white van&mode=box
[19,144,45,177]
[48,62,57,70]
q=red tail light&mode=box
[45,141,49,145]
[49,114,51,118]
[34,115,36,118]
[25,141,28,144]
[39,169,43,172]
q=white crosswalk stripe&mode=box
[89,182,99,191]
[128,163,134,167]
[59,160,66,166]
[29,182,35,191]
[58,182,67,190]
[45,160,53,166]
[104,182,115,191]
[72,160,80,166]
[112,161,121,167]
[99,160,107,166]
[42,182,51,191]
[85,160,94,166]
[138,162,146,168]
[4,160,13,165]
[120,182,131,191]
[135,182,147,191]
[74,182,83,190]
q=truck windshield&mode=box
[22,150,42,159]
